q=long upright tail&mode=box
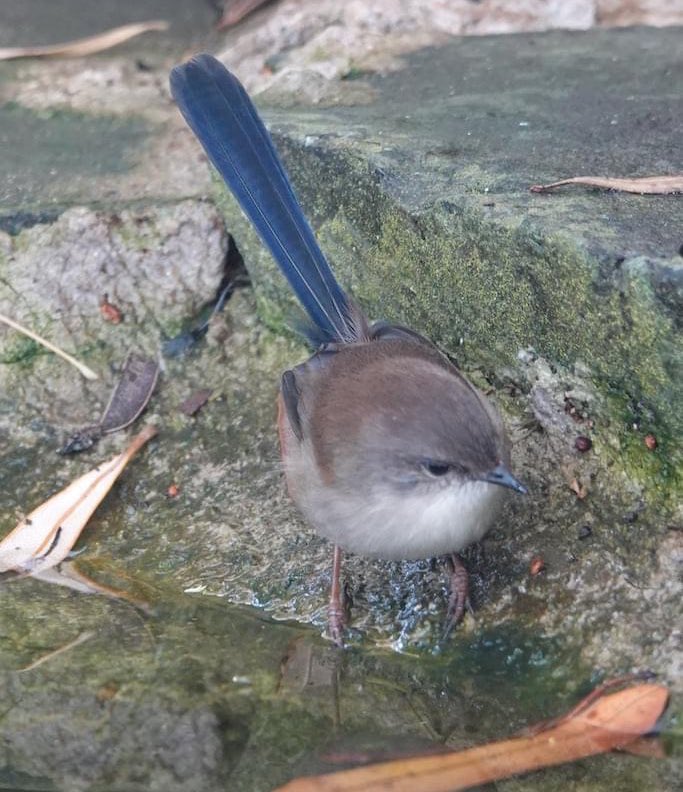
[170,54,354,343]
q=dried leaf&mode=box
[569,478,588,499]
[29,565,101,594]
[0,21,169,61]
[620,737,667,759]
[33,561,151,611]
[0,311,98,380]
[530,175,683,195]
[275,682,668,792]
[529,556,545,576]
[59,354,159,454]
[0,425,157,576]
[179,388,213,417]
[99,294,123,324]
[100,354,159,433]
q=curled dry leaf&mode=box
[644,434,658,451]
[275,682,669,792]
[530,175,683,195]
[99,354,159,434]
[0,425,157,577]
[32,561,152,611]
[179,388,213,417]
[620,737,667,759]
[529,556,545,576]
[99,294,123,324]
[0,20,169,61]
[59,353,159,454]
[569,478,588,500]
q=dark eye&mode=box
[423,461,451,477]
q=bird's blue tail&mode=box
[170,54,354,343]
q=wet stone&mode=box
[0,12,680,792]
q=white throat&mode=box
[310,479,505,561]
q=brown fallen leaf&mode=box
[59,354,159,454]
[275,682,668,792]
[32,561,152,612]
[96,681,120,703]
[179,388,213,417]
[0,425,157,576]
[529,556,545,576]
[0,20,169,61]
[644,434,658,451]
[530,175,683,195]
[99,354,159,434]
[569,477,588,500]
[99,294,123,324]
[620,736,667,759]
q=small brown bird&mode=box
[170,55,527,644]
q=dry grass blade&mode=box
[275,683,668,792]
[0,20,169,61]
[17,630,95,673]
[0,311,98,380]
[0,426,158,576]
[530,175,683,194]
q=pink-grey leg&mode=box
[444,552,470,638]
[328,544,345,647]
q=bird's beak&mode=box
[480,463,528,494]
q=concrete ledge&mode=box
[221,26,682,506]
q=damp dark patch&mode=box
[162,234,250,357]
[0,209,62,235]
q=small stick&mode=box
[0,312,98,380]
[0,21,169,60]
[328,545,345,647]
[17,630,95,673]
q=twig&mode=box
[0,21,169,61]
[0,312,98,380]
[17,631,95,673]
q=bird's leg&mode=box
[444,552,471,638]
[328,544,346,647]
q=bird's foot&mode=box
[443,552,471,639]
[327,544,346,647]
[328,601,346,648]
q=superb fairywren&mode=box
[170,55,527,645]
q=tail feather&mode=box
[170,54,354,342]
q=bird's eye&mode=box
[423,461,451,477]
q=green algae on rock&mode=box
[212,28,682,512]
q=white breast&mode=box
[301,477,505,561]
[281,408,506,561]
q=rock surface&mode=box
[0,5,680,791]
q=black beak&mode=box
[480,463,528,495]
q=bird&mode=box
[170,54,527,645]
